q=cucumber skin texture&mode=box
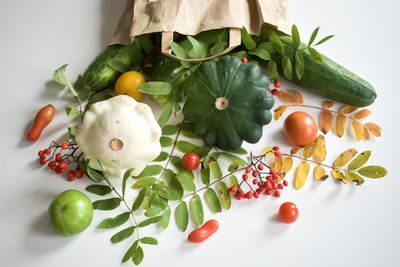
[280,37,376,107]
[83,44,134,91]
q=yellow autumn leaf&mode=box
[274,105,287,120]
[335,113,346,137]
[362,126,370,140]
[331,169,351,184]
[294,161,310,189]
[352,120,363,141]
[322,100,334,109]
[313,165,327,181]
[319,110,333,134]
[303,143,316,158]
[333,148,358,167]
[313,135,326,163]
[353,109,371,120]
[282,157,293,175]
[339,105,358,114]
[290,146,300,155]
[287,89,304,104]
[261,146,273,154]
[271,156,283,173]
[364,123,382,137]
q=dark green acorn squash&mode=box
[182,56,274,150]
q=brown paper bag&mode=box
[112,0,290,61]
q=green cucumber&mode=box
[279,37,376,107]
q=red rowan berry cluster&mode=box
[37,141,83,181]
[228,146,287,200]
[268,80,281,96]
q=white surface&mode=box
[1,0,399,266]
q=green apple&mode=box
[48,189,93,237]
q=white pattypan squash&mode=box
[76,95,161,178]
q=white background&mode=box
[1,0,399,266]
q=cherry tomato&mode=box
[188,219,219,243]
[283,111,318,147]
[182,152,200,171]
[278,202,299,224]
[27,104,56,142]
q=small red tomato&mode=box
[283,111,318,147]
[188,219,219,243]
[278,202,299,224]
[182,152,200,171]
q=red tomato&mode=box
[182,152,200,171]
[283,111,318,147]
[278,202,299,224]
[188,219,219,243]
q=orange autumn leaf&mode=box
[353,109,371,120]
[322,100,334,109]
[363,126,370,140]
[352,120,363,141]
[287,89,304,104]
[277,91,296,103]
[274,105,287,120]
[339,105,358,114]
[319,110,333,134]
[270,156,283,173]
[335,113,346,137]
[290,146,300,155]
[313,135,326,163]
[364,122,382,137]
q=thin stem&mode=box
[281,153,349,172]
[158,129,181,181]
[288,104,357,122]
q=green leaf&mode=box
[154,151,169,162]
[216,182,231,209]
[209,161,222,179]
[93,198,121,210]
[258,42,276,54]
[140,237,158,245]
[267,60,279,81]
[144,207,163,217]
[107,59,129,73]
[158,102,173,128]
[141,192,155,210]
[162,169,175,186]
[181,130,202,139]
[210,42,227,55]
[138,216,162,227]
[158,180,183,200]
[136,165,163,178]
[132,246,144,265]
[97,212,130,229]
[220,152,247,166]
[176,171,196,192]
[248,48,271,60]
[85,185,111,196]
[187,36,207,59]
[267,30,284,55]
[132,177,157,189]
[65,106,80,118]
[110,226,135,244]
[315,35,335,46]
[295,50,305,80]
[281,55,293,79]
[201,167,210,185]
[171,42,188,59]
[291,24,301,49]
[85,160,104,182]
[67,125,78,141]
[358,166,387,178]
[194,146,212,158]
[122,240,139,263]
[137,34,155,55]
[177,141,199,153]
[175,201,189,232]
[171,156,184,170]
[189,194,204,226]
[228,160,240,172]
[308,47,323,63]
[122,168,134,198]
[151,195,168,210]
[87,88,113,104]
[347,173,365,185]
[169,176,184,197]
[308,27,320,46]
[230,50,248,59]
[160,136,173,147]
[139,82,171,95]
[159,208,171,229]
[162,125,178,135]
[204,188,222,213]
[53,64,78,97]
[229,175,239,187]
[241,27,257,50]
[132,187,148,211]
[225,147,247,155]
[348,151,371,171]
